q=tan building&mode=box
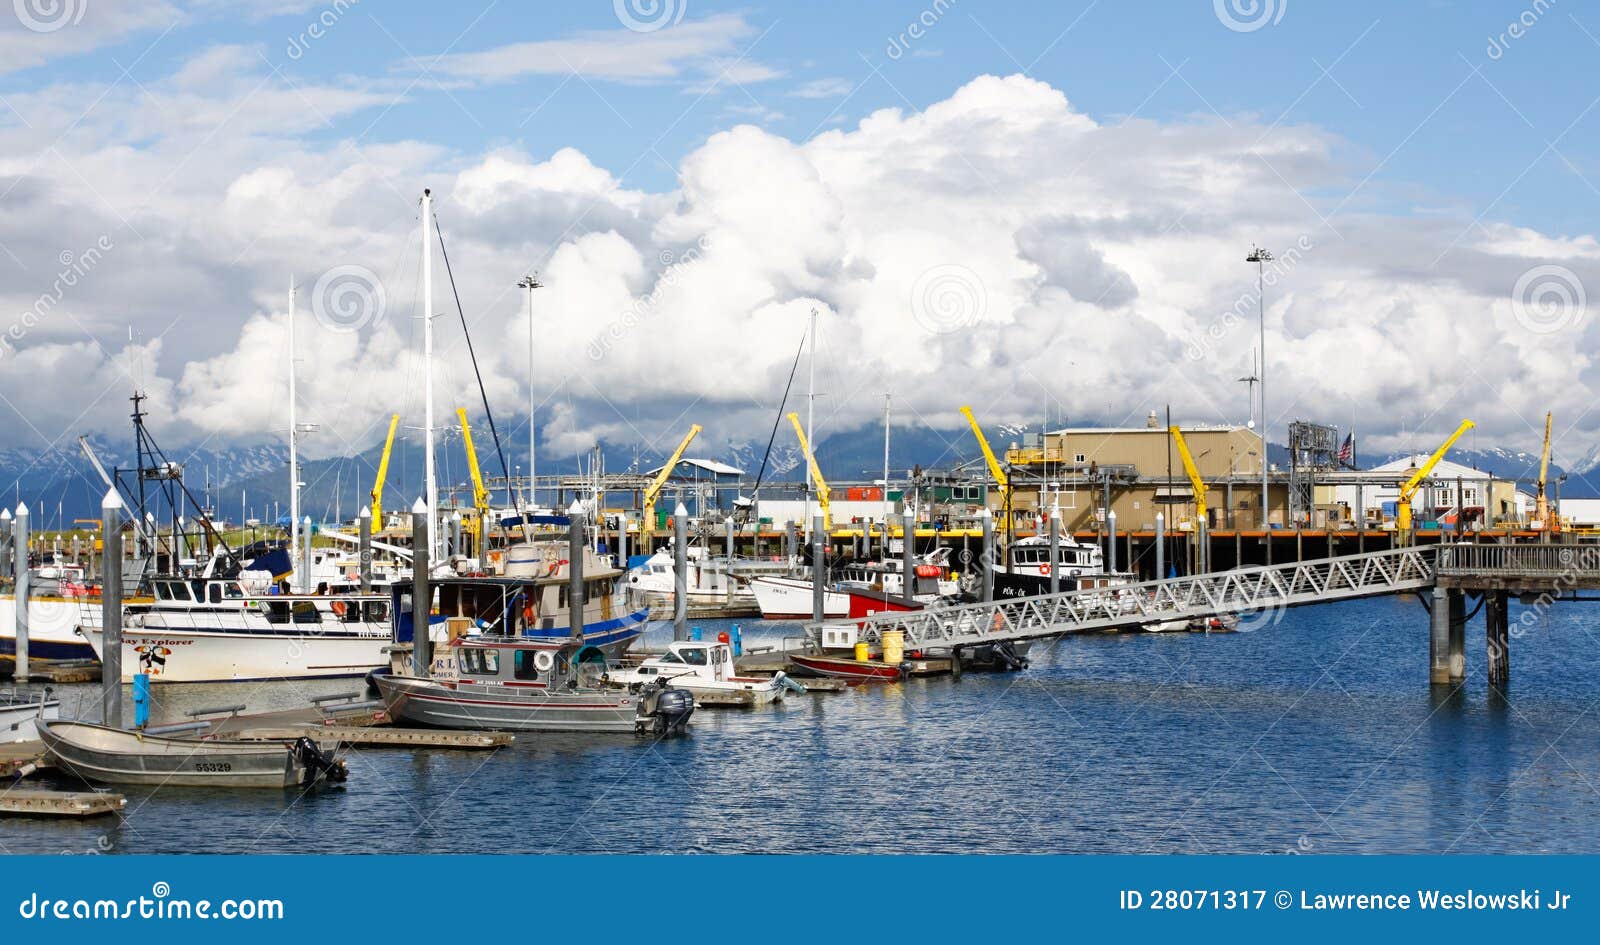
[1001,421,1290,532]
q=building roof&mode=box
[1046,424,1255,436]
[645,457,744,477]
[1366,456,1486,479]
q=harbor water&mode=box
[5,594,1600,855]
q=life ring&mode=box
[1037,564,1050,575]
[533,650,555,672]
[330,600,348,617]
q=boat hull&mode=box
[788,652,904,681]
[1,698,59,743]
[83,626,390,684]
[0,595,99,664]
[374,673,640,732]
[37,720,312,788]
[751,577,848,619]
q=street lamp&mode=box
[517,275,542,508]
[1246,246,1274,526]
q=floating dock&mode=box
[233,725,512,749]
[1,789,125,818]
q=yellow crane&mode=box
[1396,419,1475,533]
[1169,426,1208,527]
[787,412,832,530]
[960,405,1011,537]
[456,409,491,547]
[643,424,702,538]
[1536,411,1556,532]
[369,413,400,528]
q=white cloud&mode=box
[2,58,1597,469]
[789,77,852,99]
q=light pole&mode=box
[1247,246,1274,526]
[518,275,542,509]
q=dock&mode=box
[232,725,512,748]
[1,740,49,778]
[1,789,125,818]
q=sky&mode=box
[1,0,1599,473]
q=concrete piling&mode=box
[673,503,689,641]
[101,491,123,727]
[1107,510,1117,575]
[568,501,585,640]
[901,512,915,597]
[1429,586,1450,685]
[812,513,826,622]
[358,506,373,592]
[1048,510,1061,596]
[1486,590,1509,689]
[14,502,28,680]
[979,508,994,603]
[411,499,431,676]
[1155,511,1165,581]
[1448,589,1466,682]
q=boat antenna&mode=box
[750,328,808,498]
[432,211,528,539]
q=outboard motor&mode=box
[293,737,350,785]
[991,640,1028,672]
[635,680,694,737]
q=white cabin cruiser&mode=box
[1,687,59,743]
[608,641,795,706]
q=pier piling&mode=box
[1049,511,1061,596]
[979,509,994,603]
[101,491,123,728]
[13,502,28,680]
[568,501,585,640]
[1486,590,1509,689]
[1107,510,1117,575]
[901,511,915,592]
[358,506,372,593]
[1429,586,1450,685]
[1448,589,1466,682]
[1155,512,1165,581]
[812,513,825,622]
[674,503,688,641]
[411,499,431,676]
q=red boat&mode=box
[845,588,922,621]
[788,652,905,681]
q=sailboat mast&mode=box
[882,392,891,538]
[805,307,817,536]
[422,189,438,559]
[288,274,300,591]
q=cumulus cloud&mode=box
[1,52,1596,469]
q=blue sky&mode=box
[2,0,1598,467]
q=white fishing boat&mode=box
[81,575,391,683]
[750,573,849,619]
[608,640,796,706]
[1,687,59,743]
[1,590,104,665]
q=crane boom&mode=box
[457,408,490,514]
[643,424,702,536]
[1396,419,1475,532]
[369,413,400,526]
[787,412,831,529]
[959,406,1010,496]
[1169,426,1208,525]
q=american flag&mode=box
[1337,432,1355,467]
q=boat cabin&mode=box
[630,641,736,683]
[147,577,390,625]
[437,637,610,691]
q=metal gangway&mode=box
[817,545,1441,651]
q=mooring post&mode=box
[617,513,629,573]
[901,512,915,599]
[1429,586,1451,685]
[0,509,10,582]
[725,515,734,562]
[14,502,28,680]
[411,498,431,677]
[1486,590,1509,689]
[568,501,586,640]
[1049,510,1062,596]
[101,491,123,728]
[1107,509,1118,575]
[784,520,796,564]
[673,503,689,641]
[1155,511,1165,581]
[358,506,373,593]
[980,508,995,603]
[1448,589,1466,682]
[812,513,826,622]
[301,515,313,591]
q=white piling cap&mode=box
[14,501,26,516]
[303,515,311,524]
[674,503,688,516]
[1,509,10,521]
[102,490,123,510]
[567,500,583,514]
[977,508,992,518]
[359,505,371,518]
[411,497,428,513]
[451,510,461,520]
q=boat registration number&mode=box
[194,762,233,773]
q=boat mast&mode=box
[288,275,300,591]
[882,392,891,553]
[422,189,438,561]
[805,307,817,537]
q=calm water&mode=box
[6,595,1600,855]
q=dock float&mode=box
[233,726,513,749]
[1,790,125,818]
[0,740,49,778]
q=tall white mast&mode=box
[288,275,300,591]
[805,307,817,537]
[422,189,438,561]
[882,389,891,502]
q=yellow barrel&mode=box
[882,630,905,665]
[854,641,871,663]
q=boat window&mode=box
[557,586,568,608]
[208,584,223,603]
[224,583,243,599]
[461,649,500,676]
[155,582,175,601]
[653,565,667,574]
[513,650,540,681]
[364,601,389,623]
[658,651,683,664]
[292,601,320,623]
[681,648,708,666]
[262,601,292,624]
